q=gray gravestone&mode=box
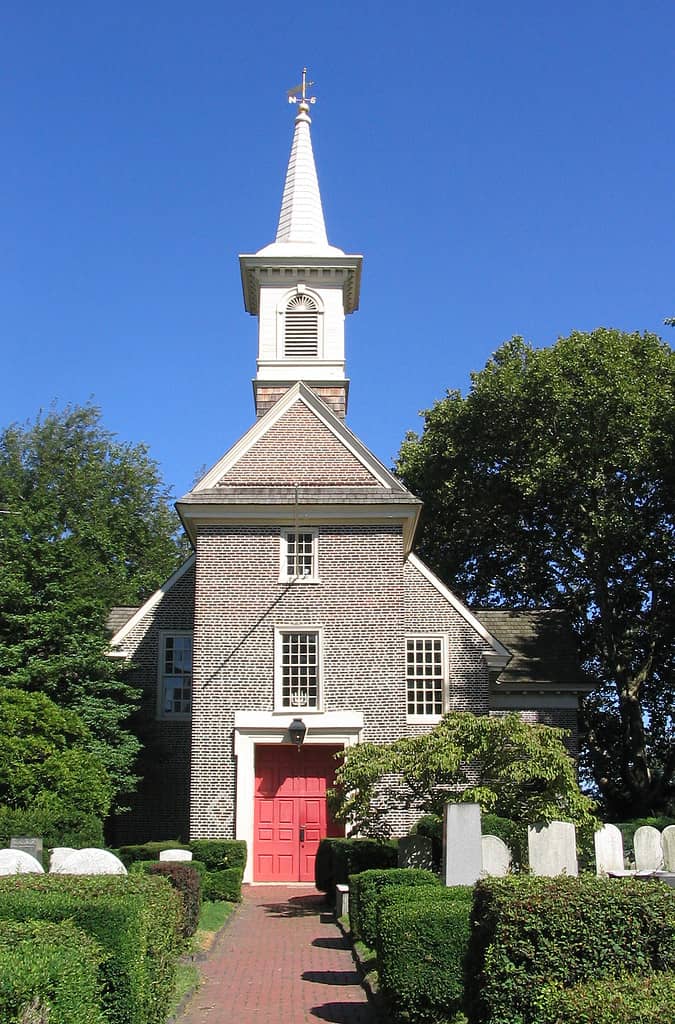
[10,836,43,864]
[0,849,44,874]
[442,802,482,886]
[397,835,434,871]
[159,848,193,862]
[528,821,578,877]
[662,825,675,872]
[594,823,625,875]
[481,835,512,877]
[633,825,663,872]
[51,848,127,875]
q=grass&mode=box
[192,899,236,952]
[170,964,200,1017]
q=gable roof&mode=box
[107,555,196,649]
[476,609,592,693]
[190,382,410,494]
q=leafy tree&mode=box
[329,712,598,838]
[0,404,187,810]
[397,329,674,818]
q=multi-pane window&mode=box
[284,294,319,357]
[278,631,320,710]
[160,633,192,717]
[406,637,445,718]
[280,530,318,582]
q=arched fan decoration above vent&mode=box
[284,294,319,357]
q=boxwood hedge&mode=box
[0,920,106,1024]
[315,838,398,896]
[347,868,440,948]
[0,874,182,1024]
[189,839,247,871]
[465,876,675,1024]
[377,887,474,1024]
[202,867,244,902]
[536,972,675,1024]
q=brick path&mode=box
[177,886,377,1024]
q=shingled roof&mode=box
[476,609,592,692]
[106,606,139,637]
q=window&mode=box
[275,629,322,710]
[159,632,192,718]
[284,294,319,357]
[280,529,319,582]
[406,637,446,719]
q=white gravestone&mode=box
[594,824,626,875]
[51,848,127,875]
[528,821,578,877]
[397,835,434,871]
[662,826,675,872]
[443,803,482,886]
[481,835,512,877]
[633,826,663,872]
[49,848,76,872]
[159,849,193,862]
[0,849,44,874]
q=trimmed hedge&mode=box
[0,920,106,1024]
[348,868,440,948]
[315,838,398,896]
[202,867,244,902]
[377,887,473,1024]
[536,972,675,1024]
[129,858,207,883]
[116,841,190,868]
[189,839,247,871]
[0,874,182,1024]
[145,863,202,938]
[465,876,675,1024]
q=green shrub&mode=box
[0,874,182,1024]
[348,868,440,947]
[189,839,247,871]
[144,863,202,938]
[377,889,473,1023]
[315,838,398,896]
[130,858,207,884]
[0,920,106,1024]
[117,841,190,867]
[465,876,675,1024]
[0,803,104,853]
[536,972,675,1024]
[202,867,244,902]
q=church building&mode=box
[109,76,589,883]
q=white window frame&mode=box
[279,528,320,583]
[274,626,324,713]
[405,634,447,723]
[157,630,193,720]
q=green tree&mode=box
[397,329,674,818]
[330,712,598,837]
[0,404,187,810]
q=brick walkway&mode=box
[177,886,377,1024]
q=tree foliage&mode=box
[396,329,674,817]
[0,404,187,810]
[329,712,598,838]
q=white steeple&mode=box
[239,71,362,419]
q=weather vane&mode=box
[287,67,316,111]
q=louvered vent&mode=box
[284,294,319,357]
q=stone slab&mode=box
[633,825,663,872]
[397,835,434,871]
[10,836,43,863]
[442,802,482,887]
[481,834,512,877]
[51,848,127,875]
[335,883,349,919]
[661,825,675,872]
[594,823,625,875]
[528,821,578,877]
[49,847,76,872]
[159,849,193,861]
[0,849,44,874]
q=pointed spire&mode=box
[275,99,329,246]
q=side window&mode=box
[280,529,319,582]
[159,632,192,719]
[284,294,319,357]
[406,636,446,721]
[275,628,322,711]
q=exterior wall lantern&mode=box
[288,718,307,748]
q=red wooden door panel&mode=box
[254,744,343,882]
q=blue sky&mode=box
[3,2,673,499]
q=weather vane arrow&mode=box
[287,67,316,110]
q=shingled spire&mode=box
[275,70,328,247]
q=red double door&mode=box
[254,744,343,882]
